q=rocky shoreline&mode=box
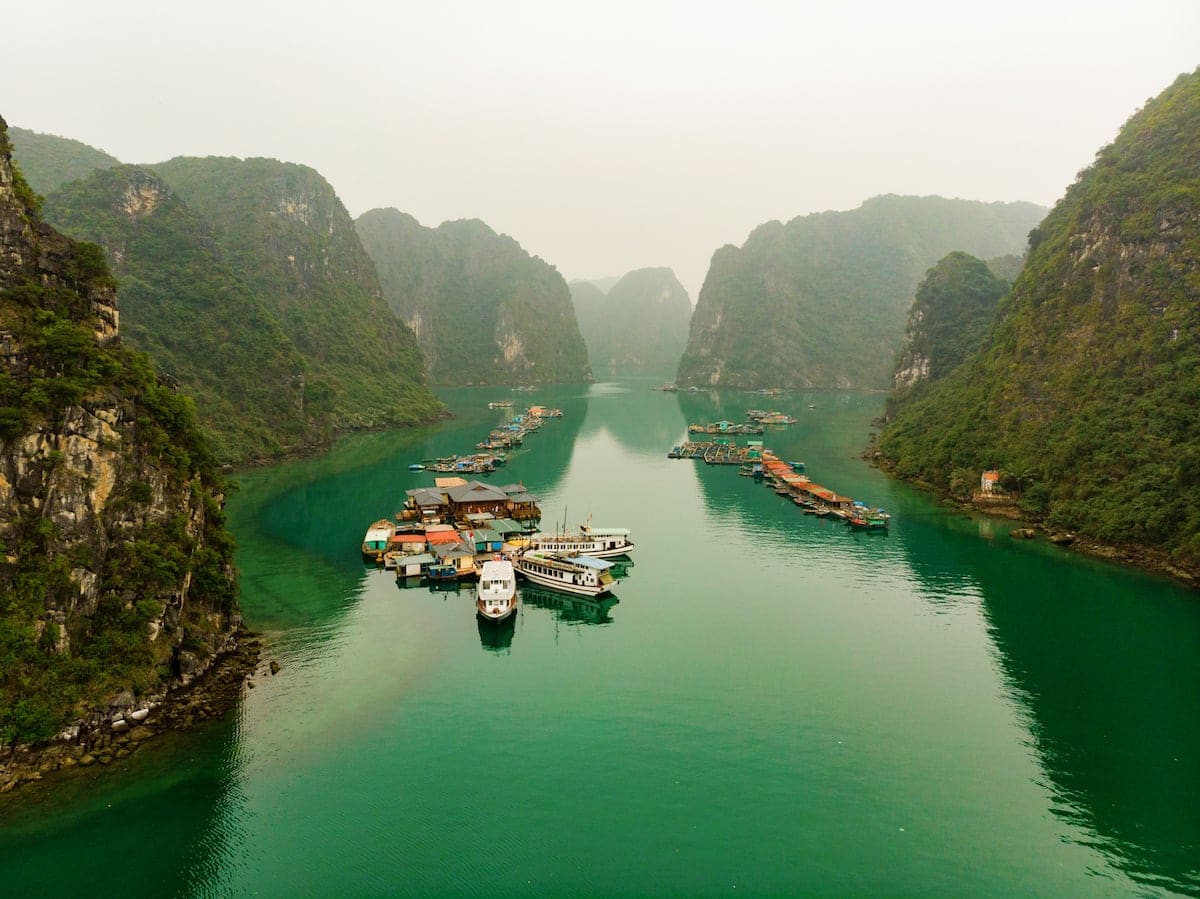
[868,452,1199,591]
[0,630,269,796]
[952,494,1199,589]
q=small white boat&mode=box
[515,551,617,597]
[476,558,518,621]
[527,525,634,559]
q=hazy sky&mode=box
[5,1,1199,296]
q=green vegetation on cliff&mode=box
[570,268,692,378]
[8,126,120,195]
[42,166,316,463]
[356,209,591,385]
[150,157,442,434]
[677,195,1045,389]
[888,251,1011,413]
[1,119,238,743]
[878,70,1200,567]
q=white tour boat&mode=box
[527,525,634,559]
[514,551,617,597]
[476,558,518,621]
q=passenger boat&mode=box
[476,558,518,621]
[514,551,617,597]
[361,519,393,563]
[527,525,634,559]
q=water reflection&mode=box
[476,611,517,653]
[577,379,688,456]
[902,514,1200,894]
[0,708,246,896]
[520,583,618,624]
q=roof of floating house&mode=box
[394,552,436,566]
[446,481,508,503]
[509,492,540,504]
[435,477,468,488]
[497,483,528,496]
[490,518,528,534]
[406,488,446,507]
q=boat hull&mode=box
[517,567,612,597]
[476,599,518,621]
[527,538,634,560]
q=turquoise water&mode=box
[3,380,1198,896]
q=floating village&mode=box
[669,408,892,531]
[361,402,635,623]
[361,401,890,623]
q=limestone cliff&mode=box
[0,115,241,765]
[889,251,1010,402]
[42,166,319,464]
[677,195,1045,389]
[878,69,1200,572]
[356,209,591,385]
[570,268,692,378]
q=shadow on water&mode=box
[0,706,247,896]
[899,505,1200,895]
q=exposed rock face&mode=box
[0,114,241,764]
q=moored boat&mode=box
[847,514,888,531]
[476,558,518,621]
[528,525,634,559]
[515,551,617,597]
[361,519,393,563]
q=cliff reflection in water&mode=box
[902,518,1200,896]
[578,379,688,456]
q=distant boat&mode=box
[408,463,425,471]
[515,551,617,597]
[476,558,518,621]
